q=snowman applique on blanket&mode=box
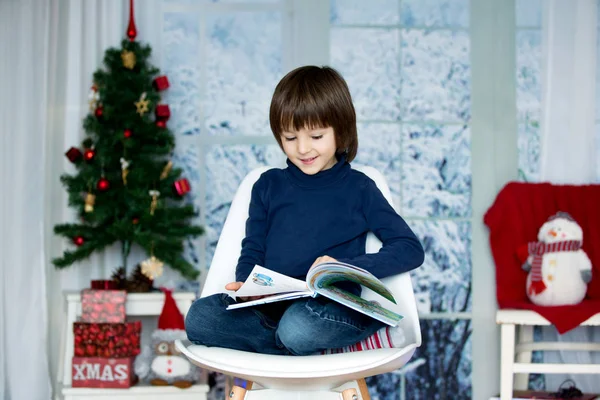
[521,212,593,307]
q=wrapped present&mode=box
[90,280,117,290]
[81,289,126,323]
[154,104,171,121]
[73,321,141,358]
[65,147,82,163]
[72,357,138,388]
[153,75,170,91]
[173,178,190,196]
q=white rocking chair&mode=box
[176,165,422,399]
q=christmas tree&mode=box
[53,6,204,280]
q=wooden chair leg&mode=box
[341,379,370,400]
[227,377,253,400]
[341,388,359,400]
[358,378,371,400]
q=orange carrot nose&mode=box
[548,230,557,237]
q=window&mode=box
[162,1,475,398]
[330,1,472,398]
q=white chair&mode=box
[497,309,600,400]
[176,165,422,400]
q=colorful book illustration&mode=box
[226,262,403,327]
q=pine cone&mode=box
[126,264,154,293]
[111,266,128,290]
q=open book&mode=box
[226,262,403,327]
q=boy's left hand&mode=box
[310,255,337,270]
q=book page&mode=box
[226,292,313,310]
[307,262,396,303]
[233,265,310,298]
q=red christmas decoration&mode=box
[97,178,110,191]
[155,104,171,120]
[73,236,85,246]
[65,147,82,163]
[84,148,95,162]
[72,357,137,389]
[124,129,132,138]
[153,76,170,91]
[132,217,140,224]
[156,120,166,128]
[73,321,141,356]
[94,106,104,118]
[81,289,127,323]
[173,178,191,196]
[126,0,137,42]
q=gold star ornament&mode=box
[121,50,136,69]
[141,255,164,279]
[135,92,150,115]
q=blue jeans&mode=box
[185,294,385,356]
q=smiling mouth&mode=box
[300,156,317,164]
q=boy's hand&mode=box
[225,281,243,291]
[310,255,337,270]
[224,281,268,302]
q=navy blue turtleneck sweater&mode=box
[235,156,424,283]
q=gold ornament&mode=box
[84,192,96,213]
[160,160,173,180]
[141,255,164,279]
[149,189,160,215]
[88,84,99,112]
[120,158,130,185]
[121,50,136,69]
[135,92,150,115]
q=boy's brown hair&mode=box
[269,66,358,162]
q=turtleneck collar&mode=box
[284,154,350,188]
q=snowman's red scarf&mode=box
[528,240,582,295]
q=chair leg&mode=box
[341,388,359,400]
[341,379,370,400]
[514,325,533,390]
[357,378,370,400]
[500,324,516,400]
[226,377,253,400]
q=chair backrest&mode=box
[201,165,422,346]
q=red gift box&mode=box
[72,357,137,388]
[65,147,82,163]
[173,178,190,196]
[155,104,171,121]
[153,75,170,91]
[81,289,126,323]
[73,321,141,358]
[90,279,117,290]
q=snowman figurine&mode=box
[523,212,593,306]
[135,289,201,388]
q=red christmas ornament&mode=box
[156,120,166,128]
[97,178,110,191]
[153,76,170,91]
[94,106,104,118]
[65,147,82,163]
[124,129,132,138]
[132,217,140,224]
[155,104,171,120]
[126,0,137,41]
[73,236,85,246]
[173,178,191,196]
[84,148,95,162]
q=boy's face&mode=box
[280,126,338,175]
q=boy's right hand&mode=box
[225,281,268,302]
